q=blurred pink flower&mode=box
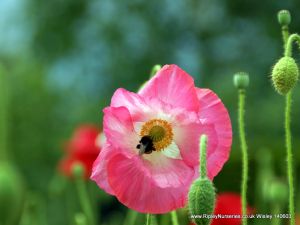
[91,65,232,213]
[59,124,101,179]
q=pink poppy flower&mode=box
[91,65,232,213]
[59,124,101,179]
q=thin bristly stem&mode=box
[170,211,179,225]
[281,25,289,50]
[285,92,295,225]
[238,89,248,225]
[284,33,300,57]
[146,214,151,225]
[200,135,208,179]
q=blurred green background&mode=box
[1,0,300,224]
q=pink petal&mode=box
[138,65,199,112]
[196,88,232,179]
[106,153,195,213]
[173,122,203,167]
[103,106,139,152]
[90,143,117,195]
[110,88,150,121]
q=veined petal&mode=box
[138,65,199,112]
[103,106,139,153]
[196,88,232,179]
[90,143,117,195]
[173,122,203,166]
[111,88,150,121]
[106,153,195,213]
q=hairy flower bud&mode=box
[278,10,291,26]
[271,56,299,95]
[188,135,216,225]
[233,72,249,89]
[188,178,215,225]
[0,163,24,224]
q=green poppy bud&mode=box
[233,72,249,89]
[188,135,216,225]
[188,178,215,225]
[271,56,299,95]
[278,10,291,26]
[150,64,162,78]
[0,162,24,224]
[72,162,85,178]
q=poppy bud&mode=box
[72,162,85,179]
[0,163,24,224]
[150,64,162,78]
[188,135,216,225]
[188,178,215,225]
[233,72,249,89]
[271,56,299,95]
[278,10,291,26]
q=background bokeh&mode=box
[1,0,300,224]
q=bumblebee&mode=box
[136,136,156,155]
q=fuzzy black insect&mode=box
[136,136,156,155]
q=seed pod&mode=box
[278,10,291,26]
[233,72,249,89]
[271,56,299,95]
[188,177,215,225]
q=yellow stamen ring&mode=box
[140,119,173,151]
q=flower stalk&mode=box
[239,89,248,225]
[285,91,295,225]
[146,214,151,225]
[72,163,96,225]
[234,72,249,225]
[170,211,179,225]
[276,10,298,224]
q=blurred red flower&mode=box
[59,124,102,179]
[189,192,253,225]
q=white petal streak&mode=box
[162,141,182,160]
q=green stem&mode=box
[281,25,289,50]
[271,203,281,225]
[285,92,295,225]
[170,211,179,225]
[146,214,152,225]
[73,165,96,225]
[238,89,248,225]
[199,135,208,178]
[284,33,300,57]
[0,68,8,161]
[123,210,138,225]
